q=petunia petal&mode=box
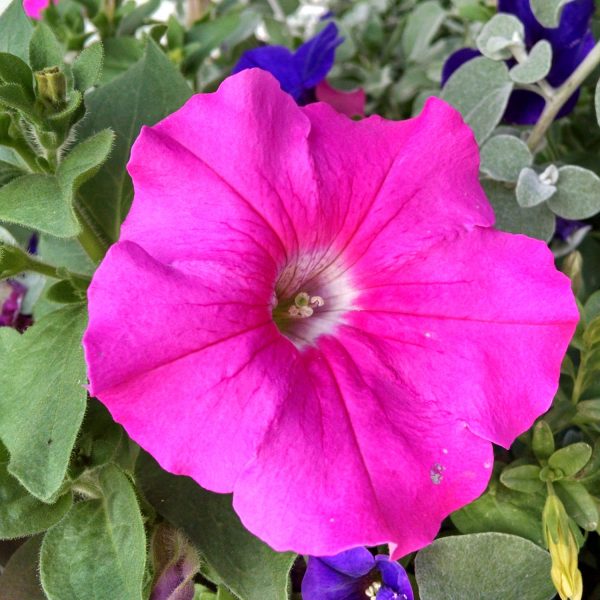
[315,80,366,118]
[350,227,578,448]
[375,556,413,600]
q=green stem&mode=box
[528,40,600,152]
[25,255,90,287]
[74,202,109,264]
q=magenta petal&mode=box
[315,80,366,118]
[22,0,52,19]
[84,70,578,558]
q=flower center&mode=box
[271,256,357,349]
[365,582,381,598]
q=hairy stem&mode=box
[528,40,600,152]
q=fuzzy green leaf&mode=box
[29,23,63,71]
[415,532,555,600]
[0,305,87,501]
[480,135,532,182]
[137,453,295,600]
[442,57,513,144]
[483,180,555,240]
[0,0,33,62]
[0,174,79,238]
[548,165,600,219]
[72,42,104,91]
[0,461,72,539]
[548,442,593,478]
[476,14,524,60]
[530,0,572,28]
[401,1,446,62]
[40,465,146,600]
[500,465,544,494]
[509,40,552,84]
[0,53,34,97]
[516,167,557,207]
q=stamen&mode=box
[287,292,325,318]
[365,582,381,598]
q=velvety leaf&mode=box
[0,160,25,187]
[480,134,532,182]
[117,0,160,35]
[77,39,191,242]
[0,83,41,125]
[476,14,524,60]
[401,1,446,62]
[442,57,513,144]
[0,0,33,62]
[0,305,87,501]
[509,40,552,84]
[483,180,555,240]
[100,38,144,84]
[548,442,592,477]
[0,461,72,539]
[40,464,146,600]
[137,453,295,600]
[0,53,34,97]
[530,0,572,27]
[532,421,555,462]
[500,464,544,494]
[0,174,79,237]
[451,482,546,546]
[72,42,103,91]
[516,167,556,207]
[29,23,63,71]
[0,536,46,600]
[57,129,114,193]
[415,532,555,600]
[548,166,600,219]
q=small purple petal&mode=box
[232,23,342,104]
[375,556,414,600]
[0,280,26,328]
[302,548,375,600]
[440,47,481,86]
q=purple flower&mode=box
[442,0,595,124]
[232,22,343,105]
[301,547,414,600]
[0,280,30,331]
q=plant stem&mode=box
[266,0,285,21]
[24,254,90,287]
[74,202,109,264]
[528,40,600,152]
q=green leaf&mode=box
[532,420,555,462]
[77,39,191,243]
[0,536,46,600]
[100,38,144,84]
[217,588,238,600]
[0,160,25,187]
[530,0,573,28]
[137,452,295,600]
[0,174,79,238]
[555,480,599,531]
[574,398,600,425]
[515,167,557,207]
[0,240,30,278]
[401,1,446,63]
[452,482,546,546]
[548,442,593,478]
[57,129,114,193]
[476,14,524,60]
[0,0,33,62]
[72,42,103,91]
[442,57,513,144]
[480,134,532,182]
[509,40,552,84]
[482,180,555,241]
[0,305,87,501]
[415,532,555,600]
[0,461,72,539]
[116,0,160,35]
[29,23,63,71]
[0,83,42,125]
[500,464,544,494]
[0,53,34,97]
[40,465,146,600]
[547,165,600,219]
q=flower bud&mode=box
[34,66,67,107]
[543,493,583,600]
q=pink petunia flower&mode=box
[83,69,578,558]
[23,0,54,19]
[315,80,365,118]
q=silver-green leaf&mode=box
[480,134,532,182]
[547,165,600,219]
[509,40,552,84]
